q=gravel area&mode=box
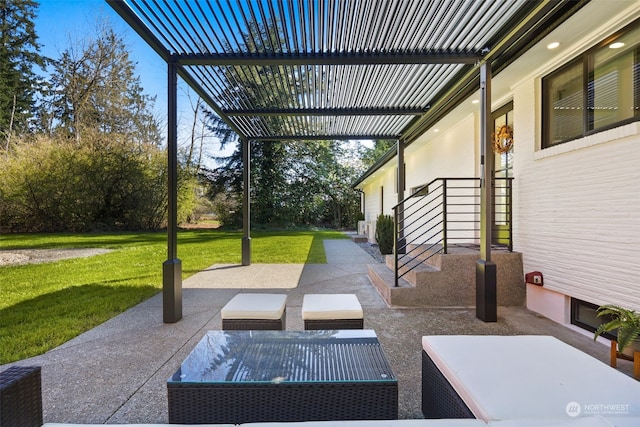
[356,241,386,263]
[0,248,112,266]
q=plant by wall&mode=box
[594,304,640,354]
[375,214,394,255]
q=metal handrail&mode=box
[392,177,513,287]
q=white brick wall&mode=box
[513,79,640,310]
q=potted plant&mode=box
[593,304,640,359]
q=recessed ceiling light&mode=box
[471,99,479,104]
[609,42,625,49]
[547,42,560,49]
[433,129,439,133]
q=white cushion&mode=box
[301,294,363,320]
[488,416,622,426]
[221,293,287,320]
[248,420,487,426]
[422,335,640,422]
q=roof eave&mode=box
[352,143,398,189]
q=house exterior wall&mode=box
[356,0,640,326]
[360,162,397,243]
[513,85,640,313]
[509,2,640,317]
[404,114,477,191]
[359,114,479,244]
[403,115,480,245]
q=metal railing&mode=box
[392,177,513,287]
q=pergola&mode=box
[107,0,586,323]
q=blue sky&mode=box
[33,1,369,156]
[35,0,169,117]
[34,0,232,160]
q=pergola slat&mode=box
[111,0,544,142]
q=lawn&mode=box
[0,229,348,364]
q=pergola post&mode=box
[476,61,497,322]
[242,138,251,266]
[162,59,182,323]
[396,139,406,254]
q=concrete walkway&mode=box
[2,239,635,423]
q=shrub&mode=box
[0,135,197,232]
[375,214,394,255]
[211,192,242,228]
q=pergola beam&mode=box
[242,138,251,266]
[224,108,427,117]
[248,134,400,142]
[107,0,171,62]
[179,51,483,66]
[476,61,496,323]
[162,60,182,324]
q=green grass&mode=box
[0,229,347,363]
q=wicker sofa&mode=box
[40,418,640,426]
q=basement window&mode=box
[542,19,640,148]
[570,298,615,340]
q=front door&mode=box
[492,102,513,248]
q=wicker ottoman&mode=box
[302,293,363,330]
[221,293,287,330]
[0,366,43,427]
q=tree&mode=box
[0,0,46,144]
[40,21,160,145]
[199,15,366,229]
[361,139,396,169]
[0,18,200,232]
[203,131,363,229]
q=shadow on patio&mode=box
[3,239,636,423]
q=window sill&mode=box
[536,121,640,160]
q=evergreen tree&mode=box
[0,0,46,142]
[200,15,365,229]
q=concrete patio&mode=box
[2,239,636,423]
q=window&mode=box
[410,184,428,196]
[571,298,615,340]
[543,20,640,148]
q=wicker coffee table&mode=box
[168,330,397,424]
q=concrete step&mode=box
[385,255,441,286]
[367,263,414,307]
[406,243,444,265]
[350,234,369,243]
[368,250,526,308]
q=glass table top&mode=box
[169,329,396,385]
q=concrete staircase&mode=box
[368,244,525,308]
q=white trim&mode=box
[535,122,640,160]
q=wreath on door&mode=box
[492,124,514,154]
